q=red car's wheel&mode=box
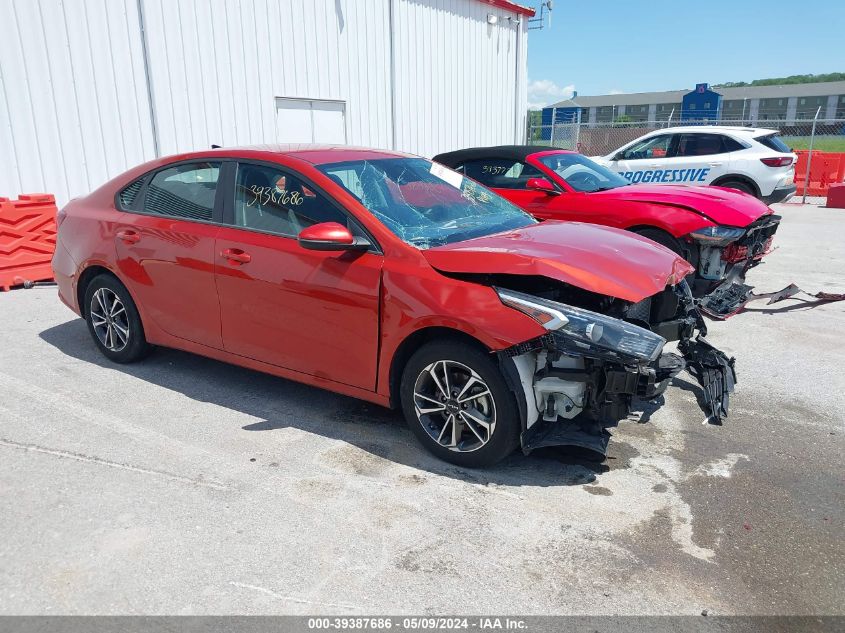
[84,274,150,364]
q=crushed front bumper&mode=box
[501,295,736,457]
[698,214,782,317]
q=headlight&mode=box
[496,288,666,362]
[688,226,746,245]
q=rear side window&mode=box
[675,133,738,157]
[459,158,543,189]
[117,179,144,210]
[756,134,792,153]
[233,163,354,237]
[144,162,220,221]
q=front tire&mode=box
[399,340,521,468]
[83,274,149,363]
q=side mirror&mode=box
[613,152,625,161]
[298,222,371,251]
[526,177,559,195]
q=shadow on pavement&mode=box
[40,318,625,487]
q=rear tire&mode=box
[718,180,755,196]
[399,340,521,468]
[83,274,150,364]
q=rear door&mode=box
[213,161,383,390]
[669,133,736,185]
[113,161,223,348]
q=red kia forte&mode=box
[53,146,735,467]
[433,146,781,318]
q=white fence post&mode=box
[802,106,822,205]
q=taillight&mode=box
[760,157,793,167]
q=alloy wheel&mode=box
[90,288,130,352]
[413,360,497,453]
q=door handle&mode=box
[709,162,724,166]
[221,248,251,264]
[116,229,140,244]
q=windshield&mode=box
[537,153,631,192]
[317,157,536,249]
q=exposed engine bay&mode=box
[483,275,736,456]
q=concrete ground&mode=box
[0,203,842,615]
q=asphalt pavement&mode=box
[0,203,842,615]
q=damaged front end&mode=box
[690,214,782,318]
[495,281,736,457]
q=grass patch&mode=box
[781,136,845,152]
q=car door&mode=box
[113,161,223,349]
[607,133,677,185]
[214,161,383,391]
[670,133,734,185]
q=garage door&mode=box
[275,98,347,144]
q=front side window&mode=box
[233,163,353,236]
[536,153,630,193]
[620,135,673,160]
[318,158,535,250]
[144,162,220,221]
[459,158,543,189]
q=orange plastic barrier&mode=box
[794,151,845,197]
[0,194,57,291]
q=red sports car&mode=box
[433,146,781,317]
[53,146,734,466]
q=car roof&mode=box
[643,126,780,137]
[198,144,416,165]
[433,145,570,165]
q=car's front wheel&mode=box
[83,274,150,363]
[400,340,521,467]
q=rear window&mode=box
[755,134,792,153]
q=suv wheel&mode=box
[84,274,150,363]
[719,180,755,196]
[400,340,520,467]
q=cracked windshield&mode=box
[318,157,536,248]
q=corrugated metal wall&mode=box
[0,0,528,206]
[0,0,156,206]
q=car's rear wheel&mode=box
[84,274,149,363]
[399,340,520,467]
[718,180,755,196]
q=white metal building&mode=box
[0,0,533,206]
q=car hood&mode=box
[422,221,694,303]
[593,184,771,226]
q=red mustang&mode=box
[53,146,734,466]
[433,146,781,317]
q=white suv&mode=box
[594,126,797,203]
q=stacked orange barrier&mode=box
[794,151,845,197]
[0,194,58,291]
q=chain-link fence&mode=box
[527,117,845,205]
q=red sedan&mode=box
[433,146,781,317]
[53,146,734,466]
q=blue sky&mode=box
[526,0,845,108]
